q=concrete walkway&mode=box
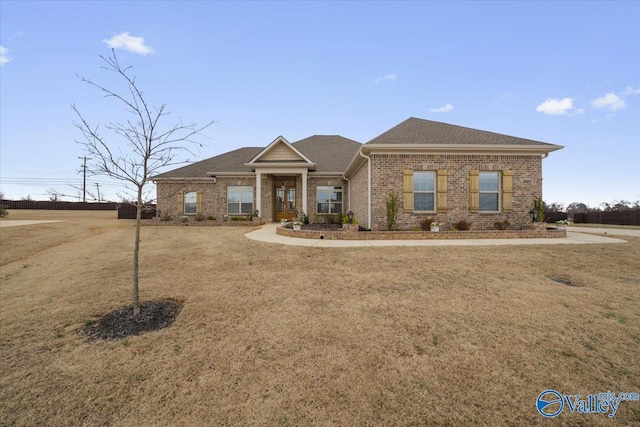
[567,226,640,237]
[0,220,65,228]
[245,223,628,247]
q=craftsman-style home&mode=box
[153,117,562,230]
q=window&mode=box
[317,186,342,214]
[479,172,500,211]
[413,171,436,212]
[227,186,254,214]
[184,191,197,214]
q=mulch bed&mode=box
[83,299,183,340]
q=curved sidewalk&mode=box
[245,224,628,247]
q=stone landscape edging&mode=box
[276,226,566,240]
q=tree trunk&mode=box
[132,187,142,316]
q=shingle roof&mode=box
[293,135,361,172]
[153,136,362,178]
[153,147,262,178]
[366,117,556,146]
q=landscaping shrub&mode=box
[0,206,8,218]
[453,220,472,231]
[385,191,399,231]
[207,216,216,221]
[419,217,435,231]
[195,213,206,221]
[494,219,511,230]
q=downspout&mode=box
[358,150,372,229]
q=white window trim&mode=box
[227,185,254,215]
[413,171,436,213]
[479,171,501,213]
[316,186,343,215]
[184,191,198,215]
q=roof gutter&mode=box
[362,143,564,155]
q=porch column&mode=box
[255,171,262,217]
[302,169,308,215]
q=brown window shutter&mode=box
[502,170,513,213]
[437,169,448,212]
[469,170,479,213]
[177,191,184,214]
[403,169,414,212]
[196,191,203,214]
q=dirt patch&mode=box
[83,299,182,340]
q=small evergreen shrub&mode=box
[207,216,216,221]
[453,220,472,231]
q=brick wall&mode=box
[348,162,369,227]
[368,154,543,231]
[157,174,351,223]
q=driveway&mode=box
[567,226,640,237]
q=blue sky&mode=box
[1,1,639,208]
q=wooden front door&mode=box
[274,186,296,222]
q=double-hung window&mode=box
[184,192,197,214]
[413,171,436,212]
[227,186,254,214]
[317,186,342,214]
[479,172,500,211]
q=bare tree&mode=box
[46,188,62,202]
[73,50,213,316]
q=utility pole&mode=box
[78,156,92,202]
[95,182,101,202]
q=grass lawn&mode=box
[1,211,639,426]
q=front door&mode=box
[274,186,296,222]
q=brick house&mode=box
[153,117,562,230]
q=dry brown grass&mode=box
[1,211,639,426]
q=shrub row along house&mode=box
[153,117,562,230]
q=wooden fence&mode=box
[117,204,157,220]
[573,209,640,226]
[0,200,118,210]
[544,211,568,223]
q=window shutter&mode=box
[502,170,513,213]
[437,169,448,212]
[177,191,184,214]
[469,170,479,213]
[403,169,414,212]
[196,191,203,214]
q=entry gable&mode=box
[246,136,315,167]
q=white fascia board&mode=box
[246,162,316,170]
[153,177,217,182]
[245,136,315,166]
[362,143,564,155]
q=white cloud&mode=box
[0,45,12,66]
[535,98,579,116]
[590,93,626,111]
[103,32,153,55]
[429,103,454,113]
[621,86,640,95]
[375,73,397,83]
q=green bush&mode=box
[0,206,8,218]
[207,216,216,221]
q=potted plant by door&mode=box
[430,221,441,232]
[293,220,302,230]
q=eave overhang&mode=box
[344,143,564,178]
